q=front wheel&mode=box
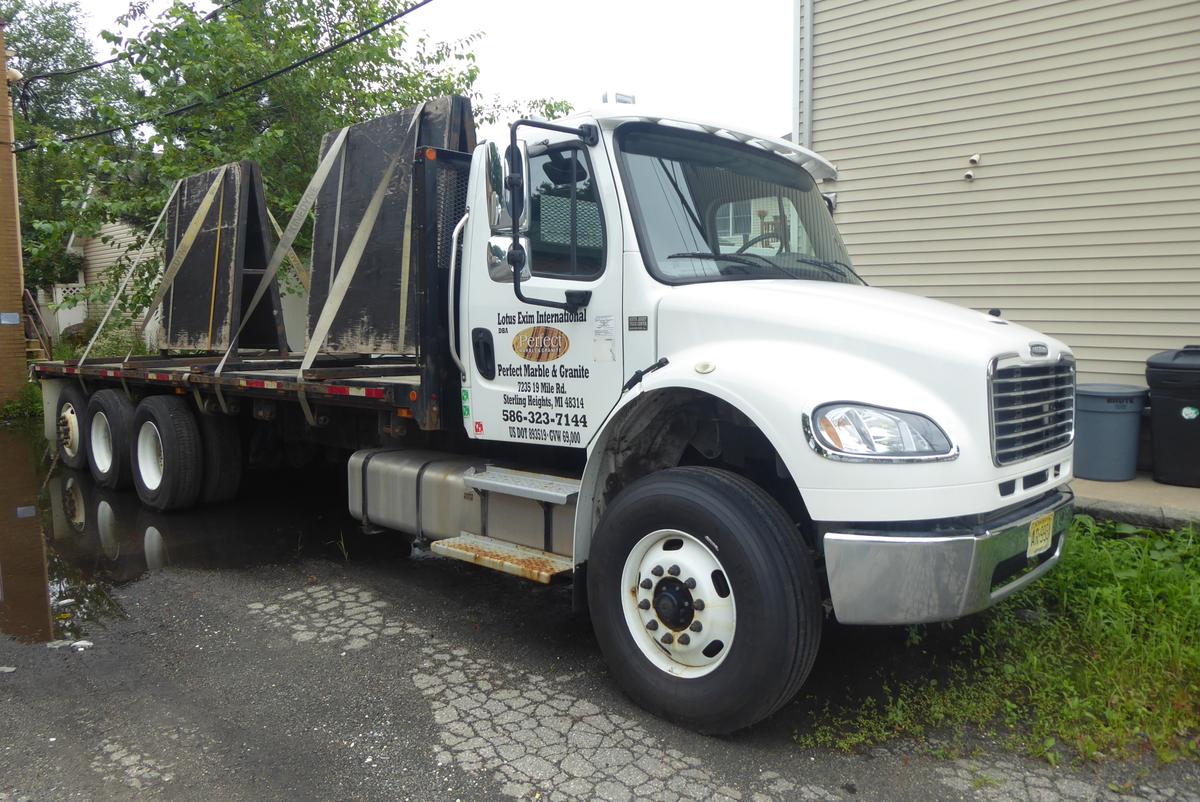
[587,467,822,733]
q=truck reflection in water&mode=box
[0,428,387,645]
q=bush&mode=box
[0,381,43,420]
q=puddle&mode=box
[0,423,399,644]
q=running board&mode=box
[465,466,580,504]
[430,534,573,584]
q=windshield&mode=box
[615,124,861,285]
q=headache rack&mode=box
[988,356,1076,466]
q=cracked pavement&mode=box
[1,457,1197,800]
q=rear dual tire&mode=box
[87,389,136,489]
[55,385,89,470]
[131,396,203,512]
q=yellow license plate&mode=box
[1027,513,1054,558]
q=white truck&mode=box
[37,100,1076,732]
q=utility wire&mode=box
[20,0,250,83]
[13,0,436,153]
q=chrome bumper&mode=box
[823,489,1074,625]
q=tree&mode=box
[20,0,569,318]
[2,0,136,288]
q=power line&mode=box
[20,0,249,83]
[22,54,121,83]
[13,0,436,153]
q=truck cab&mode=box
[451,107,1073,728]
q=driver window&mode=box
[714,196,812,256]
[528,146,605,280]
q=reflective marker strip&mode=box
[102,370,121,378]
[238,379,279,390]
[326,385,386,399]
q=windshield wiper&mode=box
[667,251,792,279]
[785,255,856,281]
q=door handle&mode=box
[471,328,496,380]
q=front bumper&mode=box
[823,488,1073,625]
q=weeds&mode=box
[796,516,1200,763]
[0,381,43,420]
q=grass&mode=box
[0,381,43,420]
[796,515,1200,764]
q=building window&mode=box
[715,200,752,240]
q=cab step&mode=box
[430,534,573,584]
[465,466,580,504]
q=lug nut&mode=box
[678,633,691,645]
[640,578,653,590]
[693,599,705,611]
[685,577,696,589]
[651,565,664,577]
[689,621,702,632]
[638,599,650,610]
[660,633,674,645]
[668,564,680,576]
[646,620,658,631]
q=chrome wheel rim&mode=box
[137,421,165,491]
[619,529,736,678]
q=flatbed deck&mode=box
[32,354,424,413]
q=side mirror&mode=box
[822,192,838,213]
[486,140,529,233]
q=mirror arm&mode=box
[506,119,599,314]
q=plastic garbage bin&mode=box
[1146,345,1200,487]
[1074,384,1147,481]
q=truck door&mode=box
[460,124,623,448]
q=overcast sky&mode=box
[79,0,798,141]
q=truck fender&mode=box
[573,348,800,568]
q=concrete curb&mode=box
[1074,496,1199,531]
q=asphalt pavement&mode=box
[1,431,1197,801]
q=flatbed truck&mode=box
[35,99,1076,732]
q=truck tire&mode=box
[86,389,135,489]
[198,413,242,504]
[130,396,203,512]
[587,466,822,733]
[55,384,89,470]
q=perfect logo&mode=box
[512,326,570,362]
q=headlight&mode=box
[806,403,956,462]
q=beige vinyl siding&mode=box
[809,0,1200,385]
[78,222,139,319]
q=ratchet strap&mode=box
[213,126,349,380]
[137,164,230,338]
[78,179,182,371]
[267,207,312,293]
[297,103,424,425]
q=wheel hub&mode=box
[58,404,79,458]
[652,577,695,631]
[620,529,737,677]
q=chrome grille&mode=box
[989,359,1075,466]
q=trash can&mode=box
[1074,384,1147,481]
[1146,345,1200,487]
